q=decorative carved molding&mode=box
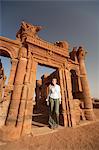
[0,42,18,59]
[26,36,69,57]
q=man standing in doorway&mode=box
[46,78,61,129]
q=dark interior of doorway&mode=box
[32,64,64,128]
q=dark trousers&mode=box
[49,97,59,127]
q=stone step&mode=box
[31,126,64,136]
[0,141,7,146]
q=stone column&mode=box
[0,59,18,127]
[6,57,27,126]
[59,68,67,127]
[64,68,76,127]
[15,55,32,135]
[78,75,82,92]
[8,58,18,86]
[21,58,37,135]
[77,47,95,120]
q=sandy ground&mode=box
[0,108,99,150]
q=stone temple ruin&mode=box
[0,21,95,140]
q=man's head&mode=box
[52,78,57,86]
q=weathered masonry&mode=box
[0,22,95,140]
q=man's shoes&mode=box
[51,126,55,130]
[54,124,58,128]
[49,125,55,130]
[48,124,59,129]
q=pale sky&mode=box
[0,0,99,98]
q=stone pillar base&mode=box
[0,100,10,127]
[70,110,77,127]
[84,109,96,121]
[0,125,22,141]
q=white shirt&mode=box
[46,84,61,102]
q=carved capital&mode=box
[16,21,42,41]
[77,46,87,60]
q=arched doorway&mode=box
[0,45,18,127]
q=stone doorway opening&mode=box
[32,63,64,128]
